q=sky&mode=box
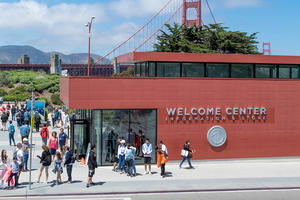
[0,0,299,56]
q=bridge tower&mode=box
[262,42,271,55]
[182,0,201,26]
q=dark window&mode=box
[182,63,205,77]
[135,63,141,77]
[140,63,146,77]
[157,62,180,77]
[207,63,230,78]
[255,64,277,78]
[231,64,254,78]
[278,65,290,78]
[149,62,156,77]
[291,67,299,79]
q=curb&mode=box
[2,186,300,198]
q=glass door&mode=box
[71,119,89,160]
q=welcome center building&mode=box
[60,52,300,165]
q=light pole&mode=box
[86,16,95,77]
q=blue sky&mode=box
[0,0,299,57]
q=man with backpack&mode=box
[34,111,41,132]
[8,121,16,146]
[1,112,9,131]
[40,123,49,146]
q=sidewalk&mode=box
[1,124,300,197]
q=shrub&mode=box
[19,76,31,84]
[0,88,8,97]
[3,93,31,101]
[0,74,10,86]
[7,83,14,88]
[25,83,35,92]
[35,82,53,93]
[48,85,60,93]
[51,93,63,105]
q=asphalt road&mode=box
[2,189,300,200]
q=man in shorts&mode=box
[87,144,97,188]
[142,138,153,174]
[58,128,68,157]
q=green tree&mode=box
[154,23,260,54]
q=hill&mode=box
[0,45,110,64]
[0,70,61,105]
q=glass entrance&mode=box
[71,119,89,159]
[101,109,157,165]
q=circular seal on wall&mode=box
[207,126,227,147]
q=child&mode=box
[7,157,19,190]
[52,152,62,185]
[0,150,10,189]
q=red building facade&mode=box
[60,52,300,164]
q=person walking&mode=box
[117,140,126,174]
[156,142,168,177]
[7,157,19,190]
[48,132,59,161]
[13,143,23,186]
[40,124,49,146]
[8,121,16,146]
[22,138,29,172]
[112,137,121,172]
[179,140,194,169]
[58,128,68,157]
[1,112,8,131]
[19,122,30,142]
[52,152,63,185]
[142,138,153,174]
[34,111,41,132]
[64,146,74,184]
[0,150,10,189]
[125,144,136,177]
[23,110,30,125]
[37,145,52,183]
[11,106,17,121]
[86,144,97,188]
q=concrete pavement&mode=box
[1,121,300,199]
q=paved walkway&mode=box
[1,121,300,197]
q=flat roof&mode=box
[117,52,300,65]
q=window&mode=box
[279,65,290,78]
[231,64,254,78]
[207,63,230,78]
[157,62,180,77]
[149,62,156,77]
[291,67,300,79]
[255,64,277,78]
[135,63,140,77]
[140,63,146,77]
[182,63,205,77]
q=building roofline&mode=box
[117,52,300,65]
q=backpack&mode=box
[41,127,47,138]
[9,124,15,134]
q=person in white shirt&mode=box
[118,140,126,173]
[15,143,24,180]
[160,141,168,158]
[142,138,153,174]
[8,157,19,189]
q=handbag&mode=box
[181,149,188,157]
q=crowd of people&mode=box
[0,102,196,190]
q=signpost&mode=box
[29,92,35,190]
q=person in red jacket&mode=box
[40,123,49,146]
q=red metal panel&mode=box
[61,77,300,161]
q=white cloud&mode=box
[109,0,169,18]
[222,0,264,8]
